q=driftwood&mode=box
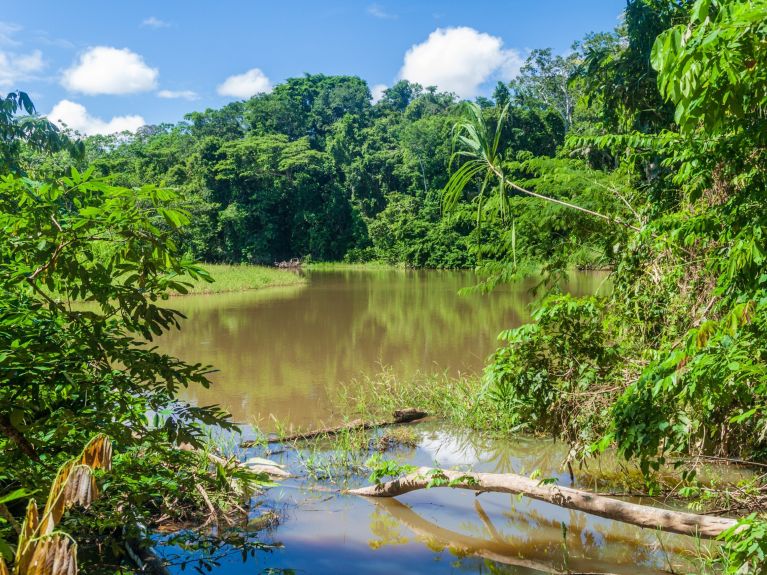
[242,456,292,478]
[350,466,738,539]
[274,258,302,269]
[241,408,428,447]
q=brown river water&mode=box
[162,269,607,428]
[156,270,720,574]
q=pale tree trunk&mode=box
[350,466,738,539]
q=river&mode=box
[162,269,608,428]
[157,269,711,574]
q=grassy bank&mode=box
[181,264,305,295]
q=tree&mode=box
[1,91,79,174]
[580,0,692,133]
[510,48,581,131]
[0,168,252,570]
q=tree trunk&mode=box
[0,414,39,461]
[350,466,738,539]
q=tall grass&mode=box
[304,261,403,271]
[336,368,518,436]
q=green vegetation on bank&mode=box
[0,161,265,570]
[2,0,767,573]
[23,54,587,271]
[184,263,304,295]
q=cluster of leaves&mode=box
[0,164,263,571]
[1,91,81,175]
[485,295,620,446]
[365,454,416,484]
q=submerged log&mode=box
[240,408,428,447]
[350,466,738,539]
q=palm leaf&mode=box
[25,536,77,575]
[14,500,39,575]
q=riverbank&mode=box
[179,264,306,295]
[304,261,404,271]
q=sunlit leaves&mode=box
[0,167,237,568]
[652,0,767,135]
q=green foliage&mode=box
[365,454,416,484]
[485,295,618,443]
[467,6,767,571]
[651,0,767,135]
[25,72,587,270]
[0,167,249,569]
[1,90,80,174]
[718,514,767,574]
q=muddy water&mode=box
[158,270,716,574]
[162,269,607,428]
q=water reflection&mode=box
[368,498,668,575]
[161,269,607,427]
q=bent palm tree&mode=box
[443,102,641,244]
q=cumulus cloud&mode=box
[371,83,387,104]
[399,27,522,99]
[157,89,198,100]
[62,47,158,95]
[367,4,397,19]
[0,49,44,87]
[217,68,272,99]
[141,16,170,28]
[48,100,145,135]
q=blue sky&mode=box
[1,1,626,135]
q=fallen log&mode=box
[241,408,427,447]
[350,466,738,539]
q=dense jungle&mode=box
[1,0,767,573]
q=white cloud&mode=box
[48,100,145,136]
[141,16,170,29]
[217,68,272,99]
[399,27,522,99]
[62,46,158,95]
[0,49,44,88]
[367,4,397,19]
[157,89,198,100]
[0,22,22,46]
[371,83,387,104]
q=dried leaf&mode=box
[79,435,112,472]
[14,500,39,574]
[40,465,96,535]
[0,556,9,575]
[25,536,77,575]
